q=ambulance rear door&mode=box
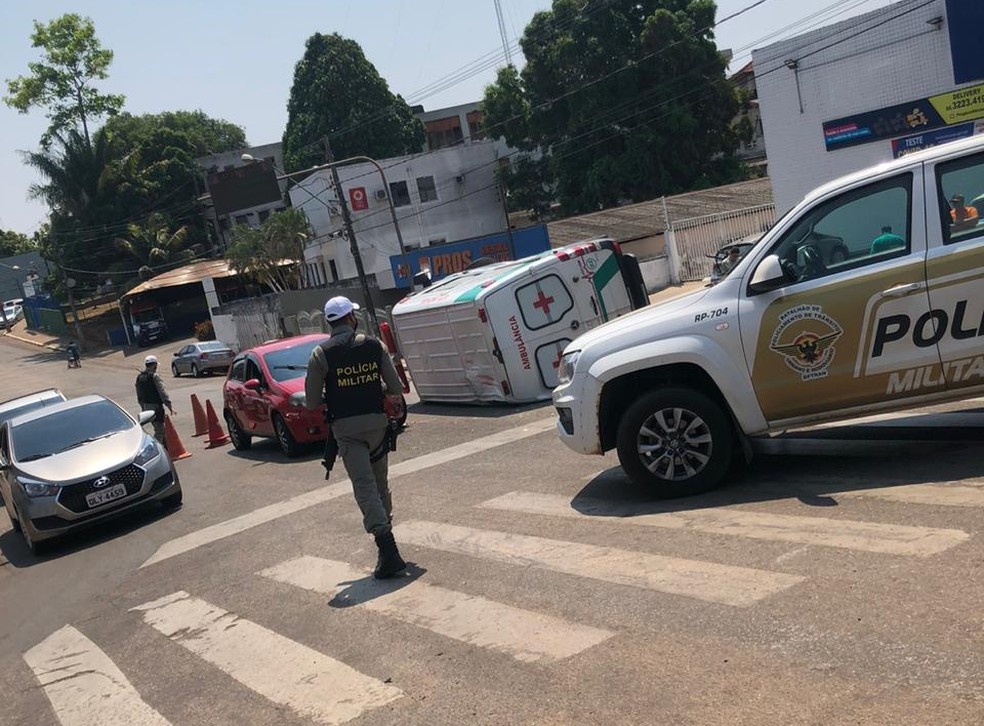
[486,269,581,401]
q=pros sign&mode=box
[349,187,369,211]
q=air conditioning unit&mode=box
[374,189,387,200]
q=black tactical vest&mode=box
[135,371,162,404]
[321,334,385,420]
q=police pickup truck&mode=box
[554,134,984,497]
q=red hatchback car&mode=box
[222,334,331,457]
[222,333,407,457]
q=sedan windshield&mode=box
[264,338,328,382]
[11,400,134,462]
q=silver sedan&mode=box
[171,341,235,377]
[0,395,182,555]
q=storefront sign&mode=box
[389,225,551,288]
[822,81,984,152]
[890,122,976,158]
[349,187,369,211]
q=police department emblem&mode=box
[769,304,843,381]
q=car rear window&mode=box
[264,338,327,382]
[199,341,228,351]
[11,400,134,462]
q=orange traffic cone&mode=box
[163,415,192,460]
[204,399,230,448]
[190,394,208,437]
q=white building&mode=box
[291,141,507,290]
[754,0,984,213]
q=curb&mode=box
[3,331,63,351]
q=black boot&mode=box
[373,530,407,579]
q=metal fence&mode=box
[671,204,776,281]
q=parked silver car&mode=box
[0,395,182,555]
[171,341,235,377]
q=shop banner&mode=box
[891,122,976,158]
[389,225,551,288]
[822,81,984,152]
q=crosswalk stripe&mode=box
[260,556,614,663]
[479,491,970,557]
[141,417,556,568]
[130,591,402,726]
[393,520,804,607]
[837,481,984,507]
[23,625,172,726]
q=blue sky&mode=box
[0,0,894,234]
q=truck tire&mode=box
[616,386,733,498]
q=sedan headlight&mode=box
[134,437,162,466]
[556,351,581,385]
[288,392,306,408]
[17,476,60,498]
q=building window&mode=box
[328,259,339,282]
[467,110,485,141]
[258,209,271,223]
[234,214,249,226]
[417,176,438,203]
[425,116,464,150]
[389,181,411,207]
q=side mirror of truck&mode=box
[748,254,787,295]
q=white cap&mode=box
[323,296,360,322]
[144,355,158,366]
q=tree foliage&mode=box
[4,13,124,148]
[483,0,746,214]
[116,213,194,269]
[0,230,35,258]
[226,209,311,292]
[282,33,424,172]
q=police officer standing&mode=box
[135,354,174,445]
[304,296,408,579]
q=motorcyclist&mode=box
[66,341,81,368]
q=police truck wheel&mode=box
[226,413,252,451]
[172,362,180,377]
[273,414,301,458]
[616,387,733,498]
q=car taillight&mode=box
[201,353,209,359]
[478,308,487,323]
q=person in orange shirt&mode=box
[949,194,979,232]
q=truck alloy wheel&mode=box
[616,387,733,498]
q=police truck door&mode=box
[739,167,939,423]
[925,150,984,393]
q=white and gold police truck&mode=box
[554,134,984,497]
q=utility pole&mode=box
[323,137,380,335]
[64,274,85,350]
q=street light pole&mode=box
[321,138,380,335]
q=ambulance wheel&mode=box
[273,414,301,458]
[616,387,733,498]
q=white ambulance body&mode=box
[392,239,648,404]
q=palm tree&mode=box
[226,208,311,292]
[22,127,115,221]
[116,213,193,271]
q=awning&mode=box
[122,260,239,299]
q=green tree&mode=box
[226,208,311,292]
[104,110,246,158]
[116,213,194,272]
[4,13,124,148]
[0,230,35,258]
[482,0,745,214]
[282,33,424,172]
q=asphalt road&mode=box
[0,337,982,725]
